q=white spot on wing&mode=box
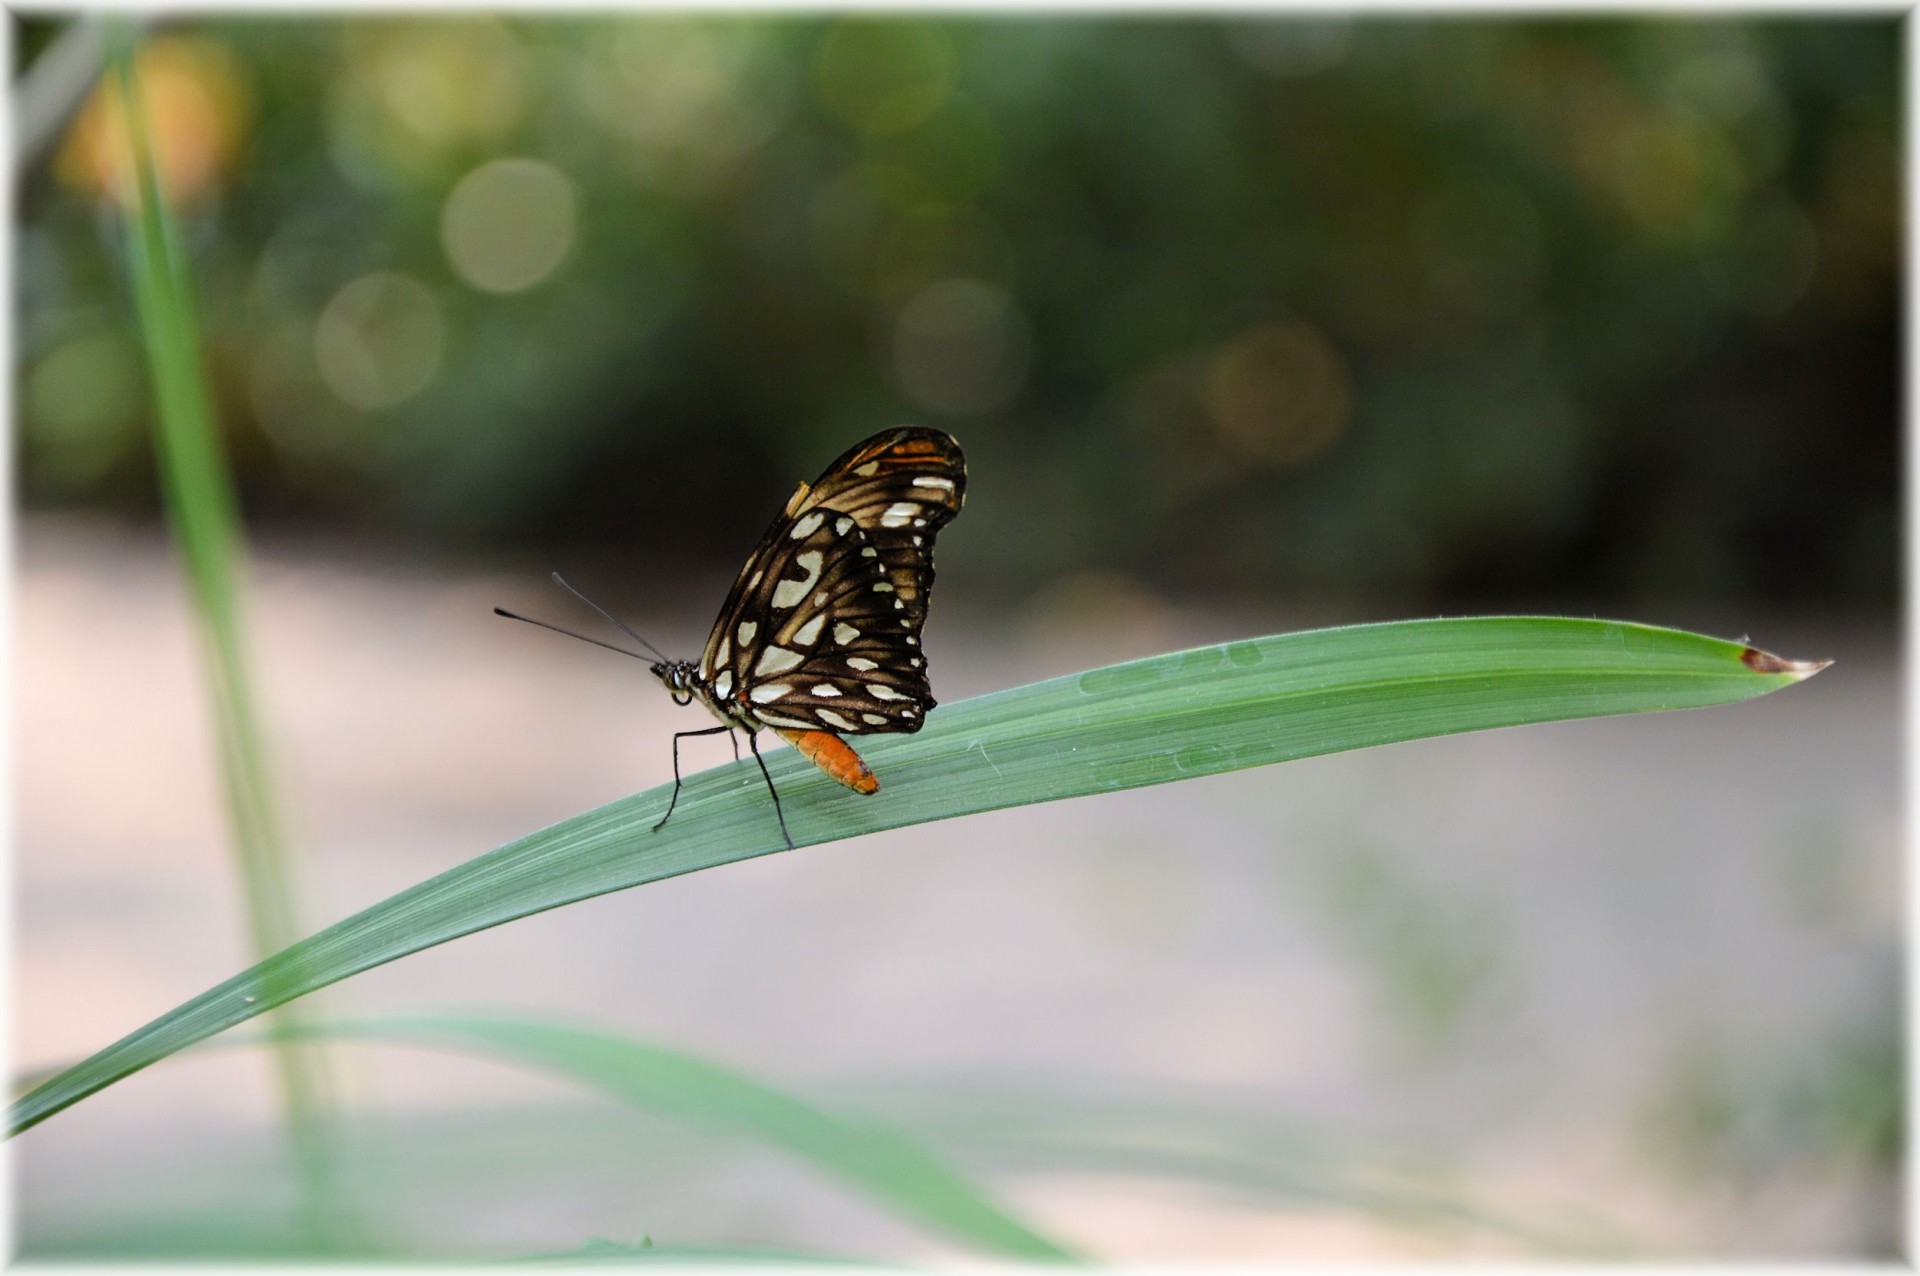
[862,712,888,725]
[755,646,804,676]
[870,684,904,701]
[912,476,954,491]
[755,712,814,729]
[817,708,855,731]
[789,512,825,540]
[855,461,880,477]
[714,671,734,700]
[846,657,878,671]
[834,623,860,645]
[771,551,823,608]
[811,683,843,697]
[736,621,757,646]
[748,682,792,704]
[872,581,894,592]
[880,501,919,528]
[861,547,878,558]
[835,516,853,535]
[792,613,826,646]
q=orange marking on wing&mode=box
[776,729,880,794]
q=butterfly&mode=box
[496,427,967,848]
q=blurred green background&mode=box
[12,12,1903,1263]
[17,14,1899,613]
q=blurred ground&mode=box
[14,513,1901,1260]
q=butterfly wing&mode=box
[702,512,931,734]
[795,427,966,630]
[698,427,965,737]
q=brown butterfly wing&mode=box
[697,427,965,736]
[795,427,966,631]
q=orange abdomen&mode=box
[776,729,879,794]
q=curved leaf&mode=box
[11,618,1824,1136]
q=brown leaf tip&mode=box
[1741,646,1832,679]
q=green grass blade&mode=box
[10,617,1824,1137]
[18,1012,1072,1260]
[105,24,340,1229]
[300,1013,1075,1260]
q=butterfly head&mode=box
[651,658,700,707]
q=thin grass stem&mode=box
[104,21,346,1246]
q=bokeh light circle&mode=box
[892,278,1031,416]
[815,22,954,137]
[55,36,251,209]
[441,157,578,294]
[1204,322,1351,465]
[314,272,445,410]
[25,330,145,487]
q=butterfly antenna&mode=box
[549,572,674,663]
[493,608,653,662]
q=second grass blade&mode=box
[306,1013,1076,1260]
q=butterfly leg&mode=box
[654,725,737,833]
[745,730,795,851]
